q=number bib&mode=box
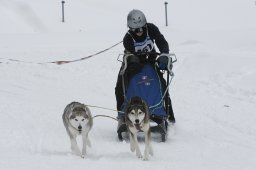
[134,36,155,53]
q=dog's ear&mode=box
[130,96,143,105]
[82,112,89,119]
[136,98,148,113]
[126,102,132,114]
[142,99,148,108]
[69,114,75,120]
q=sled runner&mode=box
[117,52,176,142]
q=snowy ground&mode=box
[1,0,256,170]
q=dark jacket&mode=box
[123,23,169,59]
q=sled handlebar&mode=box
[117,52,177,75]
[134,52,177,63]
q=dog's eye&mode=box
[82,119,85,121]
[130,111,135,115]
[138,111,143,114]
[75,119,78,121]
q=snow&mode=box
[1,0,256,169]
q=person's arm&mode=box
[148,23,169,54]
[123,33,135,54]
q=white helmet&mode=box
[127,9,147,29]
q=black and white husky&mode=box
[125,96,153,160]
[62,102,93,158]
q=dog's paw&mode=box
[82,149,87,157]
[143,156,149,161]
[81,154,85,159]
[143,149,151,160]
[136,152,142,159]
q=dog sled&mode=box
[116,52,177,142]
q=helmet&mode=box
[127,9,147,29]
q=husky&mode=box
[62,102,93,158]
[125,96,153,160]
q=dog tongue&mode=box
[135,123,141,130]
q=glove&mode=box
[157,54,169,70]
[126,54,142,74]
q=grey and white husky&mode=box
[62,102,93,158]
[125,96,153,160]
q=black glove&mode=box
[126,54,142,75]
[157,54,170,70]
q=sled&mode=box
[117,52,177,142]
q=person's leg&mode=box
[115,74,124,112]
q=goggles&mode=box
[129,25,146,33]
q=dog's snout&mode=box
[135,119,140,124]
[78,125,82,130]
